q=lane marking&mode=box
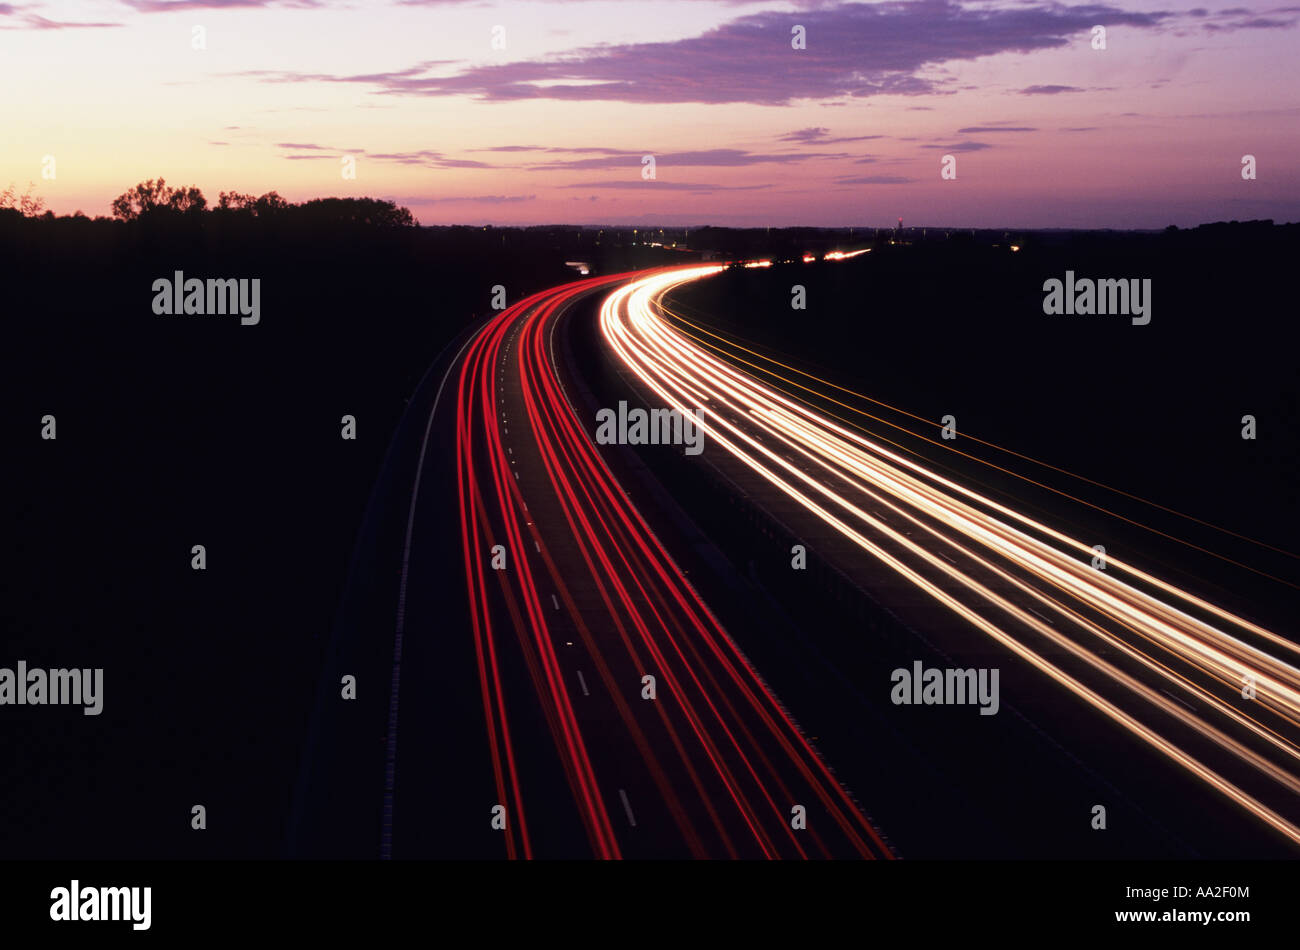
[618,789,637,828]
[576,670,590,696]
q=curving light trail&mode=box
[454,268,894,859]
[599,264,1300,846]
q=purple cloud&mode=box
[0,4,120,27]
[239,1,1173,105]
[273,142,490,169]
[779,127,887,144]
[835,175,916,184]
[562,181,772,192]
[417,194,538,204]
[530,148,848,171]
[920,140,993,151]
[1207,14,1297,27]
[956,126,1037,133]
[275,142,356,151]
[469,145,549,153]
[122,0,322,11]
[367,150,491,169]
[1019,84,1084,94]
[1199,3,1300,28]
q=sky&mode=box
[1,0,1297,227]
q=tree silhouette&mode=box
[0,182,46,217]
[216,190,290,216]
[294,197,415,228]
[110,178,207,220]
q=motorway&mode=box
[448,270,894,859]
[292,260,1298,859]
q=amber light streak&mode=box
[599,265,1300,846]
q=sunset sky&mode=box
[2,0,1297,227]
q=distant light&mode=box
[823,249,869,261]
[802,254,816,263]
[743,260,773,268]
[1010,244,1021,252]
